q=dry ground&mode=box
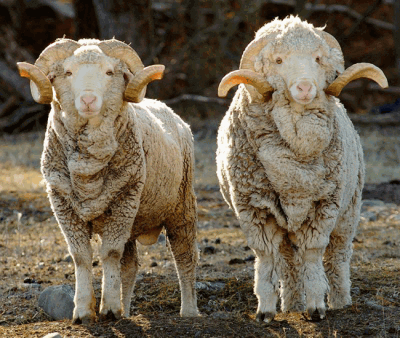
[0,121,400,338]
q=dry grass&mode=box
[0,125,400,337]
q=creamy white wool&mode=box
[216,16,364,321]
[39,39,199,323]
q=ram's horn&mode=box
[240,35,276,71]
[317,30,345,72]
[99,39,164,103]
[218,69,274,98]
[17,62,53,104]
[124,65,165,103]
[98,39,144,75]
[35,39,80,75]
[325,63,388,96]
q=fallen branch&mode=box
[163,94,229,106]
[349,111,400,126]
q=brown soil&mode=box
[0,127,400,338]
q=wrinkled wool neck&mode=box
[270,91,334,159]
[51,103,129,201]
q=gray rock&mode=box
[157,233,165,243]
[42,333,62,338]
[362,199,385,211]
[211,311,230,319]
[63,254,73,263]
[388,214,400,223]
[38,285,75,320]
[360,211,377,222]
[196,281,225,292]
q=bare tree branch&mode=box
[163,94,229,106]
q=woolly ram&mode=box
[17,38,199,323]
[217,16,388,322]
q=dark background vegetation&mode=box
[0,0,398,133]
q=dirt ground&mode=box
[0,121,400,338]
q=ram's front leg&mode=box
[98,190,142,321]
[98,214,136,321]
[50,195,96,324]
[298,210,336,320]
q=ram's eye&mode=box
[316,56,321,64]
[276,57,282,64]
[106,70,114,76]
[65,71,72,76]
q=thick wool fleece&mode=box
[41,49,198,321]
[216,16,364,319]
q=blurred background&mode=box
[0,0,398,133]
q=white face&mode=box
[272,50,325,105]
[63,59,117,118]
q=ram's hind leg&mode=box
[324,234,353,309]
[253,250,279,323]
[121,239,139,318]
[165,192,199,317]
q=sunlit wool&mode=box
[216,16,387,322]
[18,38,199,323]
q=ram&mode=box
[217,16,387,322]
[18,38,199,323]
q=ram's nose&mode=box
[296,81,312,95]
[81,94,97,106]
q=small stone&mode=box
[388,214,400,223]
[203,246,216,254]
[196,281,225,292]
[63,254,73,263]
[360,211,377,222]
[229,258,245,265]
[361,199,385,210]
[42,333,62,338]
[38,285,75,320]
[150,262,158,267]
[211,311,230,319]
[244,255,255,262]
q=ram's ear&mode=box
[123,65,165,103]
[325,63,388,97]
[218,69,274,101]
[17,62,53,104]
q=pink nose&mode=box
[81,95,96,106]
[297,81,312,94]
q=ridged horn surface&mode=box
[35,39,80,75]
[17,62,53,104]
[218,69,274,98]
[240,36,275,71]
[317,30,345,71]
[325,63,388,96]
[98,39,144,75]
[124,65,165,103]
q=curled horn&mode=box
[98,39,164,103]
[218,70,273,99]
[17,39,80,104]
[218,36,275,99]
[17,62,53,104]
[325,63,388,96]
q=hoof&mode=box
[305,307,326,321]
[256,311,275,323]
[99,310,121,322]
[72,314,95,325]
